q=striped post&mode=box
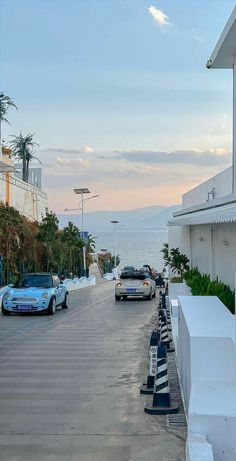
[144,343,179,414]
[160,312,175,353]
[140,330,160,394]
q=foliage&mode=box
[9,132,40,182]
[170,276,183,283]
[161,244,189,277]
[160,242,170,266]
[184,267,235,314]
[0,203,23,283]
[0,92,17,125]
[169,248,189,276]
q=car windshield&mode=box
[16,275,53,288]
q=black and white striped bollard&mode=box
[144,343,178,414]
[140,330,160,394]
[160,313,175,353]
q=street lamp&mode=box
[74,188,99,276]
[64,189,99,276]
[110,220,119,269]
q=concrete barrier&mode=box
[63,276,96,291]
[103,273,113,281]
[186,434,214,461]
[177,295,236,461]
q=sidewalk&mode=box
[89,262,107,284]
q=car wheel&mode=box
[47,297,56,315]
[147,291,152,300]
[122,296,127,300]
[115,295,121,301]
[152,289,156,298]
[62,293,69,309]
[2,304,10,315]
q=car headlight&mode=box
[116,282,122,288]
[41,292,49,299]
[143,281,149,287]
[3,291,11,300]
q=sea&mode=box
[94,229,168,272]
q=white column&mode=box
[81,192,86,276]
[233,58,236,192]
[114,224,117,268]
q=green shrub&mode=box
[184,268,235,313]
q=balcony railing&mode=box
[0,173,47,199]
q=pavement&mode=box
[88,262,106,284]
[0,282,186,461]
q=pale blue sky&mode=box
[1,0,235,211]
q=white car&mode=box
[115,270,156,301]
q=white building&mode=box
[0,153,48,221]
[169,7,236,289]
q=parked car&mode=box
[1,273,69,315]
[115,269,156,301]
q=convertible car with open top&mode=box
[115,269,156,301]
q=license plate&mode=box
[17,305,33,310]
[127,288,136,293]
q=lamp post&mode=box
[74,188,90,277]
[110,220,119,269]
[65,189,99,276]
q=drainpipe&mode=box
[233,59,236,193]
[210,224,215,280]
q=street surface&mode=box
[0,282,186,461]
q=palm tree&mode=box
[9,132,40,182]
[0,92,17,149]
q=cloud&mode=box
[56,157,91,168]
[115,149,231,166]
[148,6,170,27]
[79,146,95,153]
[194,35,204,43]
[41,146,95,155]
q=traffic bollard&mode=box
[144,343,179,415]
[140,330,160,394]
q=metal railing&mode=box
[0,173,47,199]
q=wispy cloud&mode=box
[148,6,170,27]
[41,146,95,155]
[115,149,231,166]
[194,35,204,43]
[56,157,91,168]
[79,146,95,153]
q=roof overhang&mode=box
[206,6,236,69]
[169,202,236,226]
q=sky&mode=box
[1,0,235,213]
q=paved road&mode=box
[0,282,186,461]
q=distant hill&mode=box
[58,204,181,232]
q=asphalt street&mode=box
[0,282,186,461]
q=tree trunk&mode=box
[22,157,27,182]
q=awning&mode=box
[168,203,236,226]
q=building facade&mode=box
[168,7,236,289]
[0,152,48,221]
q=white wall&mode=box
[0,173,47,221]
[169,222,236,289]
[182,167,232,209]
[189,225,212,276]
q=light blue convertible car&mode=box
[1,273,69,315]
